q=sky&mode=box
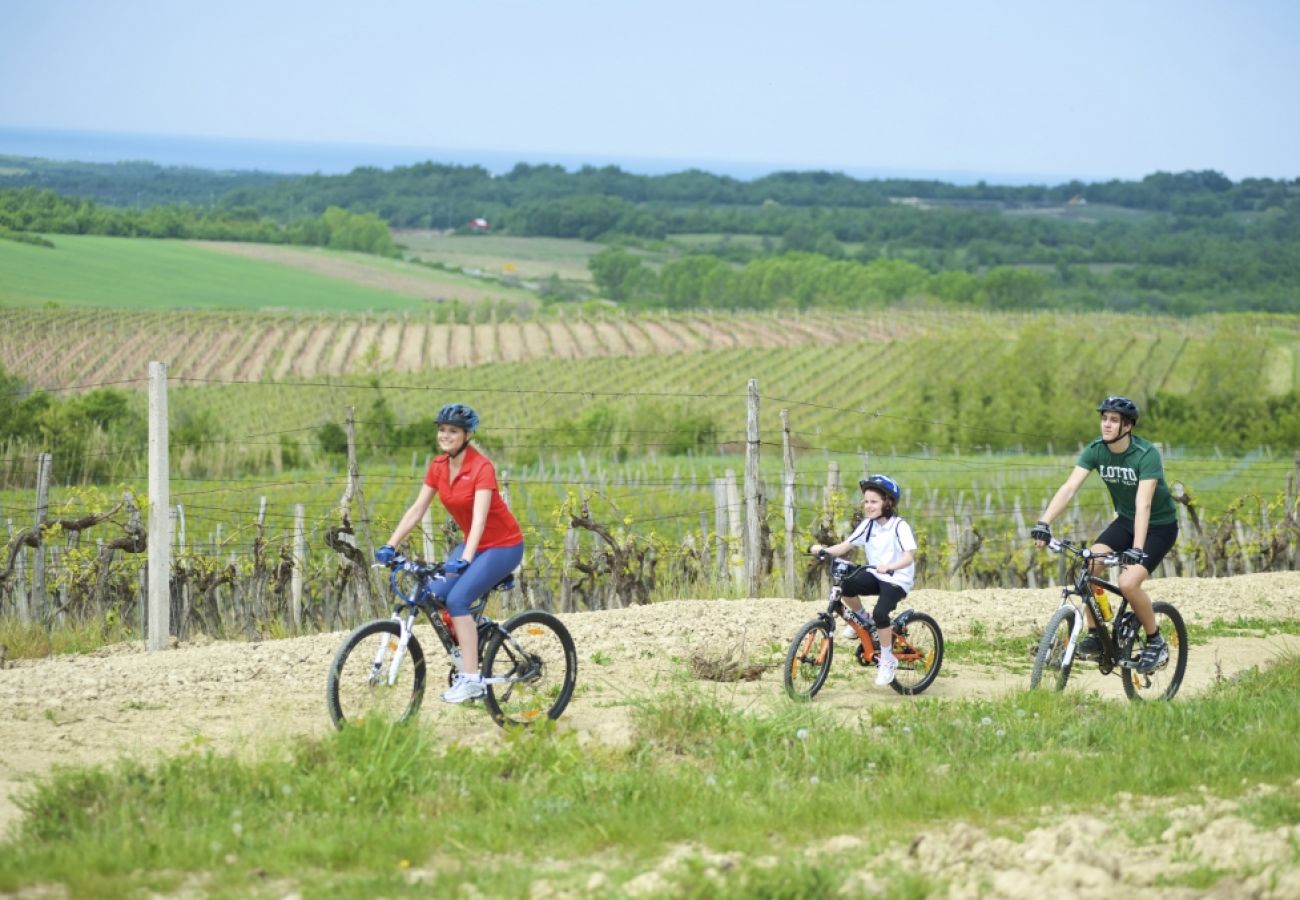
[2,0,1298,183]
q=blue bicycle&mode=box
[326,555,577,728]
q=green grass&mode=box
[0,234,466,312]
[394,231,605,283]
[0,615,138,660]
[2,659,1299,896]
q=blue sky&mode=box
[2,0,1298,182]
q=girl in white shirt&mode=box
[809,474,918,687]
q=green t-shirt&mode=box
[1075,435,1177,525]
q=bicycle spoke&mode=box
[482,611,577,727]
[889,612,943,695]
[326,620,426,728]
[783,621,834,700]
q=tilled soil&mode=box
[2,572,1299,896]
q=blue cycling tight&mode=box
[432,542,524,616]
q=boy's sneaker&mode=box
[874,656,898,687]
[1076,632,1103,660]
[441,674,486,704]
[1136,635,1169,674]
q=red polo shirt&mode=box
[423,445,523,549]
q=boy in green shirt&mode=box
[1030,396,1179,674]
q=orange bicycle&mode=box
[784,554,944,698]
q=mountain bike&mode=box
[326,555,577,728]
[1030,537,1187,701]
[784,554,944,698]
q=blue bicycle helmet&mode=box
[1097,395,1139,424]
[436,403,480,432]
[859,474,901,502]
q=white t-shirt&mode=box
[845,515,918,592]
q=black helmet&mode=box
[859,474,901,502]
[435,403,479,431]
[1097,396,1139,424]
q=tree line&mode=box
[0,188,398,257]
[5,155,1300,315]
[6,154,1292,217]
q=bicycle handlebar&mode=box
[1045,538,1121,567]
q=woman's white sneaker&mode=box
[442,674,486,703]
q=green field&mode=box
[0,234,529,312]
[394,230,606,283]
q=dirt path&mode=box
[2,572,1299,891]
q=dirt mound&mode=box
[2,572,1298,891]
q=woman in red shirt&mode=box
[376,403,524,703]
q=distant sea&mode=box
[0,126,1069,185]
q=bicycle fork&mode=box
[371,610,418,687]
[1057,599,1086,668]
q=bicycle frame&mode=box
[377,560,525,688]
[329,557,577,730]
[1049,539,1141,673]
[816,557,928,663]
[822,559,880,659]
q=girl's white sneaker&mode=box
[874,657,898,687]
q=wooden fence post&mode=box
[560,525,577,613]
[421,507,435,562]
[292,503,305,630]
[11,519,28,623]
[32,451,51,625]
[1292,452,1300,570]
[1013,498,1036,589]
[725,469,743,588]
[780,409,796,598]
[743,379,761,596]
[147,361,170,651]
[713,479,727,582]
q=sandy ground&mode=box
[2,572,1299,895]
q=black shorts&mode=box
[841,567,908,628]
[1095,518,1178,571]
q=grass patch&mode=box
[944,632,1037,669]
[0,615,139,660]
[1156,865,1234,890]
[1239,787,1300,829]
[1191,617,1300,639]
[3,658,1299,895]
[0,234,444,311]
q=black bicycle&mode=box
[784,554,944,699]
[1031,537,1187,701]
[326,555,578,728]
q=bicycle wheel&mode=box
[326,619,426,729]
[784,620,834,700]
[890,612,943,696]
[481,610,578,727]
[1122,601,1188,702]
[1029,606,1077,692]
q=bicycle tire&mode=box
[1121,601,1188,702]
[326,619,427,729]
[481,610,578,727]
[783,620,834,700]
[889,611,943,696]
[1029,606,1077,692]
